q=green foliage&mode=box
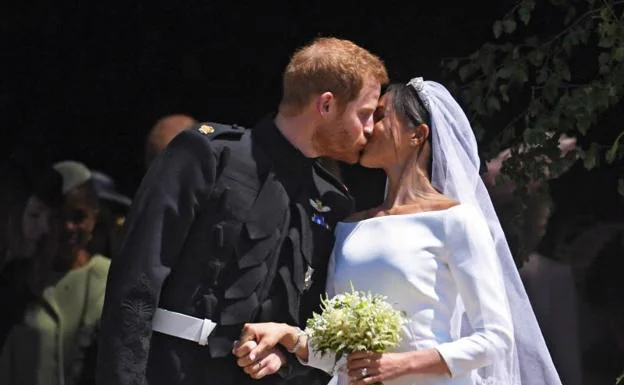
[442,0,624,194]
[305,284,405,370]
[443,5,624,379]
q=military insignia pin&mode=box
[199,124,215,135]
[311,213,330,230]
[309,198,331,213]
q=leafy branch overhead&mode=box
[442,0,624,193]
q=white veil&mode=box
[406,77,562,385]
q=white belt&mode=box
[152,308,217,346]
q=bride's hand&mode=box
[347,351,410,384]
[347,349,450,383]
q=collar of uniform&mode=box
[252,114,316,172]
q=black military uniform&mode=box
[96,115,353,385]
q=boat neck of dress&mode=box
[337,203,465,227]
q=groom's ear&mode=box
[409,123,429,147]
[316,92,334,116]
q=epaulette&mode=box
[194,122,246,141]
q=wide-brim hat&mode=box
[90,170,132,211]
[53,160,92,194]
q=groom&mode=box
[95,37,388,385]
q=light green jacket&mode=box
[0,255,110,385]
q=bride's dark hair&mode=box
[384,83,430,129]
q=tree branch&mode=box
[543,0,624,47]
[482,108,530,150]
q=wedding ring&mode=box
[360,368,368,378]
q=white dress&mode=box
[305,204,513,385]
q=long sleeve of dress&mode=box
[95,130,218,385]
[434,205,514,378]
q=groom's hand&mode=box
[232,340,286,379]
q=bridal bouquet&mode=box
[305,285,406,372]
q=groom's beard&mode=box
[312,118,363,164]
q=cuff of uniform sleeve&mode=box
[434,343,460,378]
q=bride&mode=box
[232,78,562,385]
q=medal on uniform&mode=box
[310,198,331,230]
[304,266,315,290]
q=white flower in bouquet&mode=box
[305,284,406,365]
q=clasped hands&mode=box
[231,322,289,380]
[232,322,415,384]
